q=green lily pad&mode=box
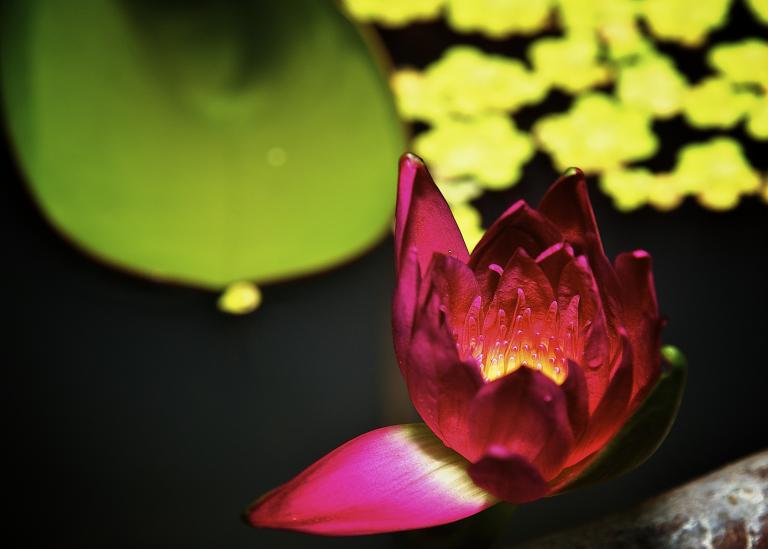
[563,345,687,491]
[1,0,403,288]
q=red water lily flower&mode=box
[246,154,678,536]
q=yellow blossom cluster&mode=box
[345,0,768,246]
[392,46,547,121]
[534,94,658,173]
[601,139,763,211]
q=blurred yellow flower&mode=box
[529,34,611,93]
[449,202,485,250]
[556,0,647,59]
[601,140,763,212]
[600,168,685,211]
[434,177,483,205]
[218,281,262,315]
[556,0,633,29]
[641,0,731,47]
[646,173,687,211]
[747,97,768,139]
[682,78,756,128]
[709,39,768,89]
[340,0,444,26]
[617,54,688,117]
[414,115,534,189]
[391,46,548,122]
[347,0,767,214]
[600,22,651,60]
[534,94,657,173]
[673,138,761,210]
[746,0,768,24]
[390,70,444,122]
[600,168,656,211]
[446,0,554,37]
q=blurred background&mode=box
[2,0,767,547]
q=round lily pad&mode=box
[1,0,404,288]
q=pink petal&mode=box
[470,201,562,275]
[395,154,469,275]
[614,250,662,406]
[467,368,574,479]
[468,447,550,504]
[246,424,496,535]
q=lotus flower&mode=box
[246,154,685,536]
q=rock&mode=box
[515,450,768,549]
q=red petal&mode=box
[404,284,484,458]
[539,171,624,352]
[396,154,469,275]
[469,201,562,275]
[535,242,575,289]
[476,262,505,308]
[467,369,574,479]
[557,256,612,411]
[483,249,554,340]
[392,246,421,371]
[468,447,550,504]
[614,250,662,406]
[539,169,602,254]
[246,424,496,535]
[566,333,634,466]
[561,359,589,441]
[497,249,555,309]
[424,253,481,337]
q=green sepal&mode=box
[563,345,687,491]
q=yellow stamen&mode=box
[454,288,579,385]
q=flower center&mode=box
[454,288,580,385]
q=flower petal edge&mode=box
[246,424,497,535]
[396,154,469,275]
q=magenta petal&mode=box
[476,262,505,310]
[535,242,575,291]
[468,447,550,504]
[495,249,554,311]
[538,168,602,253]
[566,333,635,466]
[539,171,624,349]
[405,286,484,457]
[469,201,562,274]
[467,369,574,479]
[396,154,469,275]
[393,246,421,370]
[246,424,496,535]
[425,253,481,336]
[482,249,554,341]
[614,250,662,405]
[557,256,612,410]
[561,359,589,441]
